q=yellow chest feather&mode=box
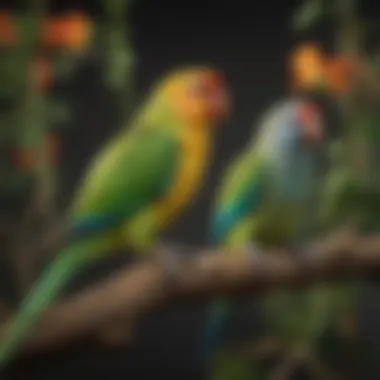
[155,127,212,228]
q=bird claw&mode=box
[243,242,268,271]
[157,240,191,282]
[292,244,320,269]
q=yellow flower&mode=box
[288,42,325,91]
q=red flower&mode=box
[0,11,16,46]
[323,55,357,95]
[40,11,92,52]
[13,135,61,171]
[29,57,53,91]
[12,147,39,171]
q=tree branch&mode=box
[2,229,380,358]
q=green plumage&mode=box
[211,99,318,248]
[71,121,180,251]
[204,99,330,375]
[0,65,227,368]
[0,85,182,368]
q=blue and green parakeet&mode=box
[202,98,326,369]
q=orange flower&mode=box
[288,43,325,92]
[41,11,92,52]
[13,134,61,170]
[323,56,351,94]
[29,57,53,91]
[12,147,39,171]
[323,55,365,95]
[0,10,16,46]
[40,17,62,47]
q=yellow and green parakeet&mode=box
[0,66,230,369]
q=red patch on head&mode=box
[297,101,323,142]
[297,102,320,124]
[203,71,224,89]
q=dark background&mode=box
[4,0,380,379]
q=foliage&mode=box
[291,0,328,32]
[209,350,268,380]
[100,0,136,119]
[208,1,380,380]
[0,1,137,299]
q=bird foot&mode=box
[243,242,269,271]
[292,244,320,270]
[156,240,192,282]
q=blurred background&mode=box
[1,0,380,379]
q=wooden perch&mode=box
[2,228,380,358]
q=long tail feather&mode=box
[202,298,236,366]
[0,241,91,368]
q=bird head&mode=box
[155,66,230,127]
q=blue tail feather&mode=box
[202,298,236,366]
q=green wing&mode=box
[69,124,179,236]
[210,151,268,244]
[0,120,180,369]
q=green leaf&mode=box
[209,351,267,380]
[103,28,136,92]
[7,171,33,192]
[291,0,326,31]
[106,49,135,91]
[49,101,70,126]
[102,0,133,19]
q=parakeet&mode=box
[0,66,230,368]
[202,98,326,368]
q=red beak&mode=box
[298,103,323,143]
